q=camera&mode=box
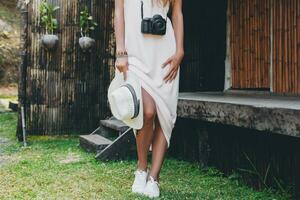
[141,14,167,35]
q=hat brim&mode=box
[108,71,143,130]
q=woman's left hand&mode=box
[161,51,184,83]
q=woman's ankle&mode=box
[137,165,148,172]
[137,160,148,172]
[137,167,148,173]
[148,172,159,182]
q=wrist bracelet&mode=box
[116,54,128,58]
[116,50,128,57]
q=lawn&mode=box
[0,112,291,200]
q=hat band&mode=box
[121,84,140,119]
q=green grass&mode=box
[0,113,292,200]
[0,112,18,141]
[0,94,17,100]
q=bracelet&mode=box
[116,50,128,58]
[116,55,128,58]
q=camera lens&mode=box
[157,22,165,29]
[152,15,166,35]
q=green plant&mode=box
[238,152,293,197]
[39,0,59,34]
[80,7,98,37]
[238,152,271,189]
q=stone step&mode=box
[79,134,113,153]
[100,118,129,134]
[96,127,136,161]
[9,101,18,112]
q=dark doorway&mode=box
[179,0,227,92]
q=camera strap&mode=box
[141,1,144,19]
[140,0,168,21]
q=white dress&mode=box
[124,0,180,148]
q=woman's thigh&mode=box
[141,87,157,122]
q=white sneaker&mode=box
[131,169,148,194]
[143,176,160,198]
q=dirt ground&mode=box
[0,85,18,112]
[0,85,18,97]
[0,0,20,85]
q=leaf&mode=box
[52,19,58,28]
[41,8,47,15]
[53,6,60,12]
[263,164,271,185]
[237,168,257,175]
[42,1,49,10]
[79,8,97,33]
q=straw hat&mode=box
[107,71,143,129]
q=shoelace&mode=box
[148,175,160,187]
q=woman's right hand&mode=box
[115,57,129,80]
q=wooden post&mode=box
[16,0,28,141]
[224,0,232,91]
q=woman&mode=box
[114,0,184,198]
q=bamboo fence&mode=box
[229,0,271,89]
[18,0,115,136]
[229,0,300,94]
[272,0,300,94]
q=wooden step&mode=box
[9,101,18,112]
[79,134,112,153]
[95,128,136,161]
[100,118,129,133]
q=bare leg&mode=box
[148,116,168,181]
[136,87,157,171]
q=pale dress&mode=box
[123,0,180,148]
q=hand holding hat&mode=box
[107,70,144,129]
[115,50,129,81]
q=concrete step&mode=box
[9,101,18,112]
[96,128,136,161]
[100,118,129,134]
[79,134,113,153]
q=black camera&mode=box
[140,1,167,36]
[141,15,167,35]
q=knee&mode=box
[143,108,156,124]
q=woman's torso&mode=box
[123,0,176,76]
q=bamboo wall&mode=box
[272,0,300,94]
[229,0,300,94]
[228,0,271,89]
[24,0,115,135]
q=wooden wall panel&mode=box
[229,0,271,89]
[272,0,300,94]
[25,0,115,135]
